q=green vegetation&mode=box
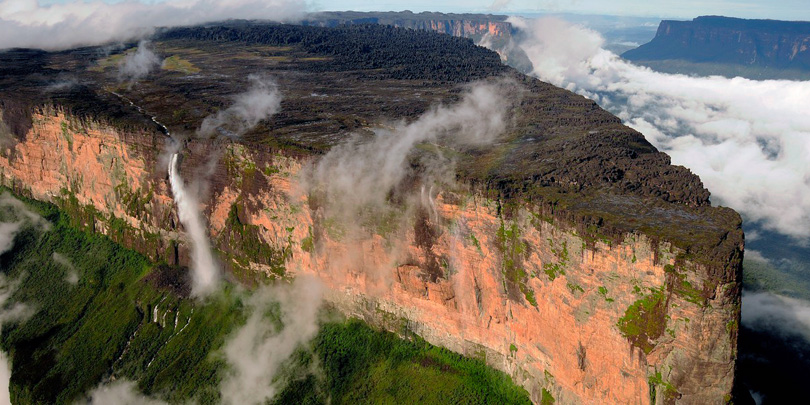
[665,264,705,306]
[0,192,242,404]
[597,286,614,303]
[543,239,568,281]
[161,55,201,74]
[275,319,531,405]
[469,233,483,256]
[223,201,289,278]
[495,213,535,307]
[566,282,584,294]
[301,226,314,253]
[222,147,257,189]
[726,319,738,335]
[114,181,154,220]
[60,120,73,151]
[88,52,128,72]
[648,371,679,403]
[743,257,810,300]
[616,287,668,354]
[0,192,531,404]
[541,388,555,405]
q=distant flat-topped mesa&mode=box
[0,22,743,404]
[623,16,810,80]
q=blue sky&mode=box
[32,1,810,21]
[312,0,810,20]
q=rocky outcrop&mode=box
[0,107,742,404]
[623,16,810,71]
[302,11,512,42]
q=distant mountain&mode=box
[622,16,810,80]
[301,11,532,72]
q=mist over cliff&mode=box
[498,15,810,402]
[0,6,754,404]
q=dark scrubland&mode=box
[0,22,741,272]
[0,21,745,402]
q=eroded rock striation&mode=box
[303,10,512,41]
[0,22,742,404]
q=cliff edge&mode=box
[623,16,810,79]
[0,22,743,404]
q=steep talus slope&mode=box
[0,22,742,404]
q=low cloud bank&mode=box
[505,16,810,240]
[0,0,305,50]
[742,290,810,341]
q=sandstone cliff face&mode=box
[623,16,810,71]
[304,11,512,42]
[411,19,509,39]
[0,109,741,404]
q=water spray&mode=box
[168,152,220,297]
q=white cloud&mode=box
[487,0,512,11]
[0,0,306,51]
[0,274,34,405]
[742,291,810,341]
[744,249,769,264]
[168,75,282,297]
[85,380,166,405]
[220,276,324,405]
[118,40,161,83]
[52,252,79,285]
[198,75,282,139]
[303,81,510,220]
[0,192,50,255]
[506,16,810,240]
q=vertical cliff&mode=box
[0,106,742,404]
[302,11,513,43]
[623,16,810,74]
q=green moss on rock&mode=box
[617,287,668,354]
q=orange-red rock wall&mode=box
[0,111,738,404]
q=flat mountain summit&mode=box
[0,20,744,404]
[623,15,810,79]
